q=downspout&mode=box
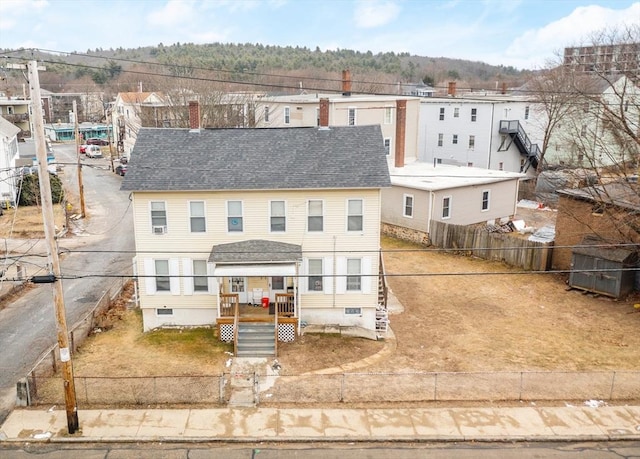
[487,102,495,169]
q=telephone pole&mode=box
[27,60,79,434]
[73,100,86,217]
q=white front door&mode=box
[269,276,286,301]
[229,277,247,303]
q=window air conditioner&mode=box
[152,225,166,235]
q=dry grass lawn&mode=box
[69,237,640,378]
[0,204,66,239]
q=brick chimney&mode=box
[188,100,200,130]
[447,81,456,97]
[319,98,329,127]
[342,70,351,96]
[394,99,406,168]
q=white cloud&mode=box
[147,0,197,27]
[0,0,48,30]
[354,0,401,29]
[505,3,640,69]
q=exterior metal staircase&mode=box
[499,120,541,172]
[235,322,276,357]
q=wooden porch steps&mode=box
[236,322,276,357]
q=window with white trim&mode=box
[151,201,167,232]
[346,258,362,291]
[264,106,270,122]
[270,200,286,232]
[308,259,323,291]
[471,108,477,122]
[284,106,290,124]
[348,107,356,126]
[481,190,490,211]
[155,259,170,292]
[452,134,458,145]
[442,196,451,219]
[192,260,208,292]
[227,200,243,232]
[403,194,413,218]
[156,308,173,316]
[439,107,445,120]
[384,138,391,155]
[453,107,459,118]
[437,133,443,147]
[524,106,530,120]
[384,107,393,124]
[347,199,363,232]
[468,135,475,149]
[189,201,206,233]
[308,200,323,232]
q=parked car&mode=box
[86,137,109,146]
[79,144,88,154]
[85,145,103,158]
[115,164,127,176]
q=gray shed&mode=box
[569,237,638,298]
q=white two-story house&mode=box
[0,116,21,206]
[121,102,391,340]
[418,90,541,175]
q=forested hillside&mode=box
[2,42,530,97]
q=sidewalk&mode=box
[1,404,639,443]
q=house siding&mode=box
[132,188,382,331]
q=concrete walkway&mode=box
[1,404,639,443]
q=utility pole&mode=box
[73,100,86,217]
[27,60,79,434]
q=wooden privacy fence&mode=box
[429,220,553,271]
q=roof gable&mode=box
[121,125,391,192]
[0,116,21,138]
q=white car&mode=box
[85,145,103,158]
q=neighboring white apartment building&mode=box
[0,116,21,206]
[256,91,421,168]
[418,87,541,175]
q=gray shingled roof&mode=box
[121,125,390,191]
[209,240,302,263]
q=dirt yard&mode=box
[68,236,640,378]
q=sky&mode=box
[0,0,638,70]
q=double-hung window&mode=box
[442,197,451,219]
[481,190,490,211]
[439,107,445,120]
[452,134,458,144]
[227,200,243,232]
[270,200,286,232]
[468,135,475,149]
[308,259,323,291]
[453,107,460,118]
[524,106,530,120]
[437,133,443,147]
[264,106,270,123]
[308,200,323,232]
[384,107,393,124]
[403,194,414,218]
[346,258,362,291]
[284,106,290,124]
[151,201,167,233]
[384,138,391,155]
[471,108,477,122]
[193,260,208,292]
[189,201,206,233]
[347,199,363,232]
[155,260,170,292]
[348,107,356,126]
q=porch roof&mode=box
[213,263,297,277]
[208,239,302,264]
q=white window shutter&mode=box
[299,259,308,294]
[335,256,346,294]
[144,258,156,295]
[169,258,180,296]
[323,257,333,295]
[362,256,372,293]
[207,263,216,295]
[182,258,193,296]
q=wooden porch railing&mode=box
[275,293,295,317]
[378,249,388,309]
[220,293,238,317]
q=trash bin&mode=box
[261,297,269,308]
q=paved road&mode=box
[1,441,639,458]
[0,143,134,423]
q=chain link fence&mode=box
[28,370,640,407]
